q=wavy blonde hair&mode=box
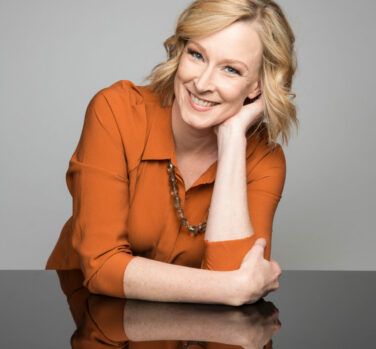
[146,0,298,146]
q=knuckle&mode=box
[273,262,282,275]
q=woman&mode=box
[46,0,298,306]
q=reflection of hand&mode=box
[237,238,282,305]
[228,300,281,349]
[214,95,264,139]
[123,297,280,348]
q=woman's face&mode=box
[173,19,263,130]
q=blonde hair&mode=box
[146,0,298,146]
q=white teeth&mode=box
[190,93,217,107]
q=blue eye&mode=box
[225,66,241,75]
[187,48,203,61]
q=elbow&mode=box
[82,253,135,298]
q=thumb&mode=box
[240,238,266,268]
[254,238,267,248]
[249,238,267,258]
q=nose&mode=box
[194,64,215,93]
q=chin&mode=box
[181,110,215,130]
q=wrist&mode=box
[227,268,261,307]
[216,130,247,158]
[224,269,247,307]
[216,125,246,144]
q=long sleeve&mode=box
[68,91,135,297]
[201,143,286,270]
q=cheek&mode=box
[176,56,199,82]
[219,83,249,106]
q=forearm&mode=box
[123,256,240,305]
[123,301,251,344]
[205,128,253,242]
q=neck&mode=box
[171,101,218,158]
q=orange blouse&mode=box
[46,80,286,298]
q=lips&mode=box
[186,89,219,111]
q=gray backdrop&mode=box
[1,0,375,270]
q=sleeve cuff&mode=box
[88,296,128,342]
[87,253,135,298]
[201,235,257,271]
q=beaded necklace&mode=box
[167,160,206,236]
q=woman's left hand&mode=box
[214,95,264,138]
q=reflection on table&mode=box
[57,270,280,349]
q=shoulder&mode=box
[87,80,166,130]
[85,79,166,130]
[89,80,160,110]
[245,122,286,179]
[84,80,163,170]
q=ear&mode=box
[247,81,262,100]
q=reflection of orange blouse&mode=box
[57,270,274,349]
[46,80,286,299]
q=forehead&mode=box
[189,20,263,68]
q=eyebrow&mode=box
[188,40,249,71]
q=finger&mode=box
[273,281,280,290]
[247,94,264,114]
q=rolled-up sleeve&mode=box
[201,143,286,270]
[68,91,135,298]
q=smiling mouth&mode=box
[189,91,219,107]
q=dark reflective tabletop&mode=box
[1,271,375,348]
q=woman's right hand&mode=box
[235,238,282,306]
